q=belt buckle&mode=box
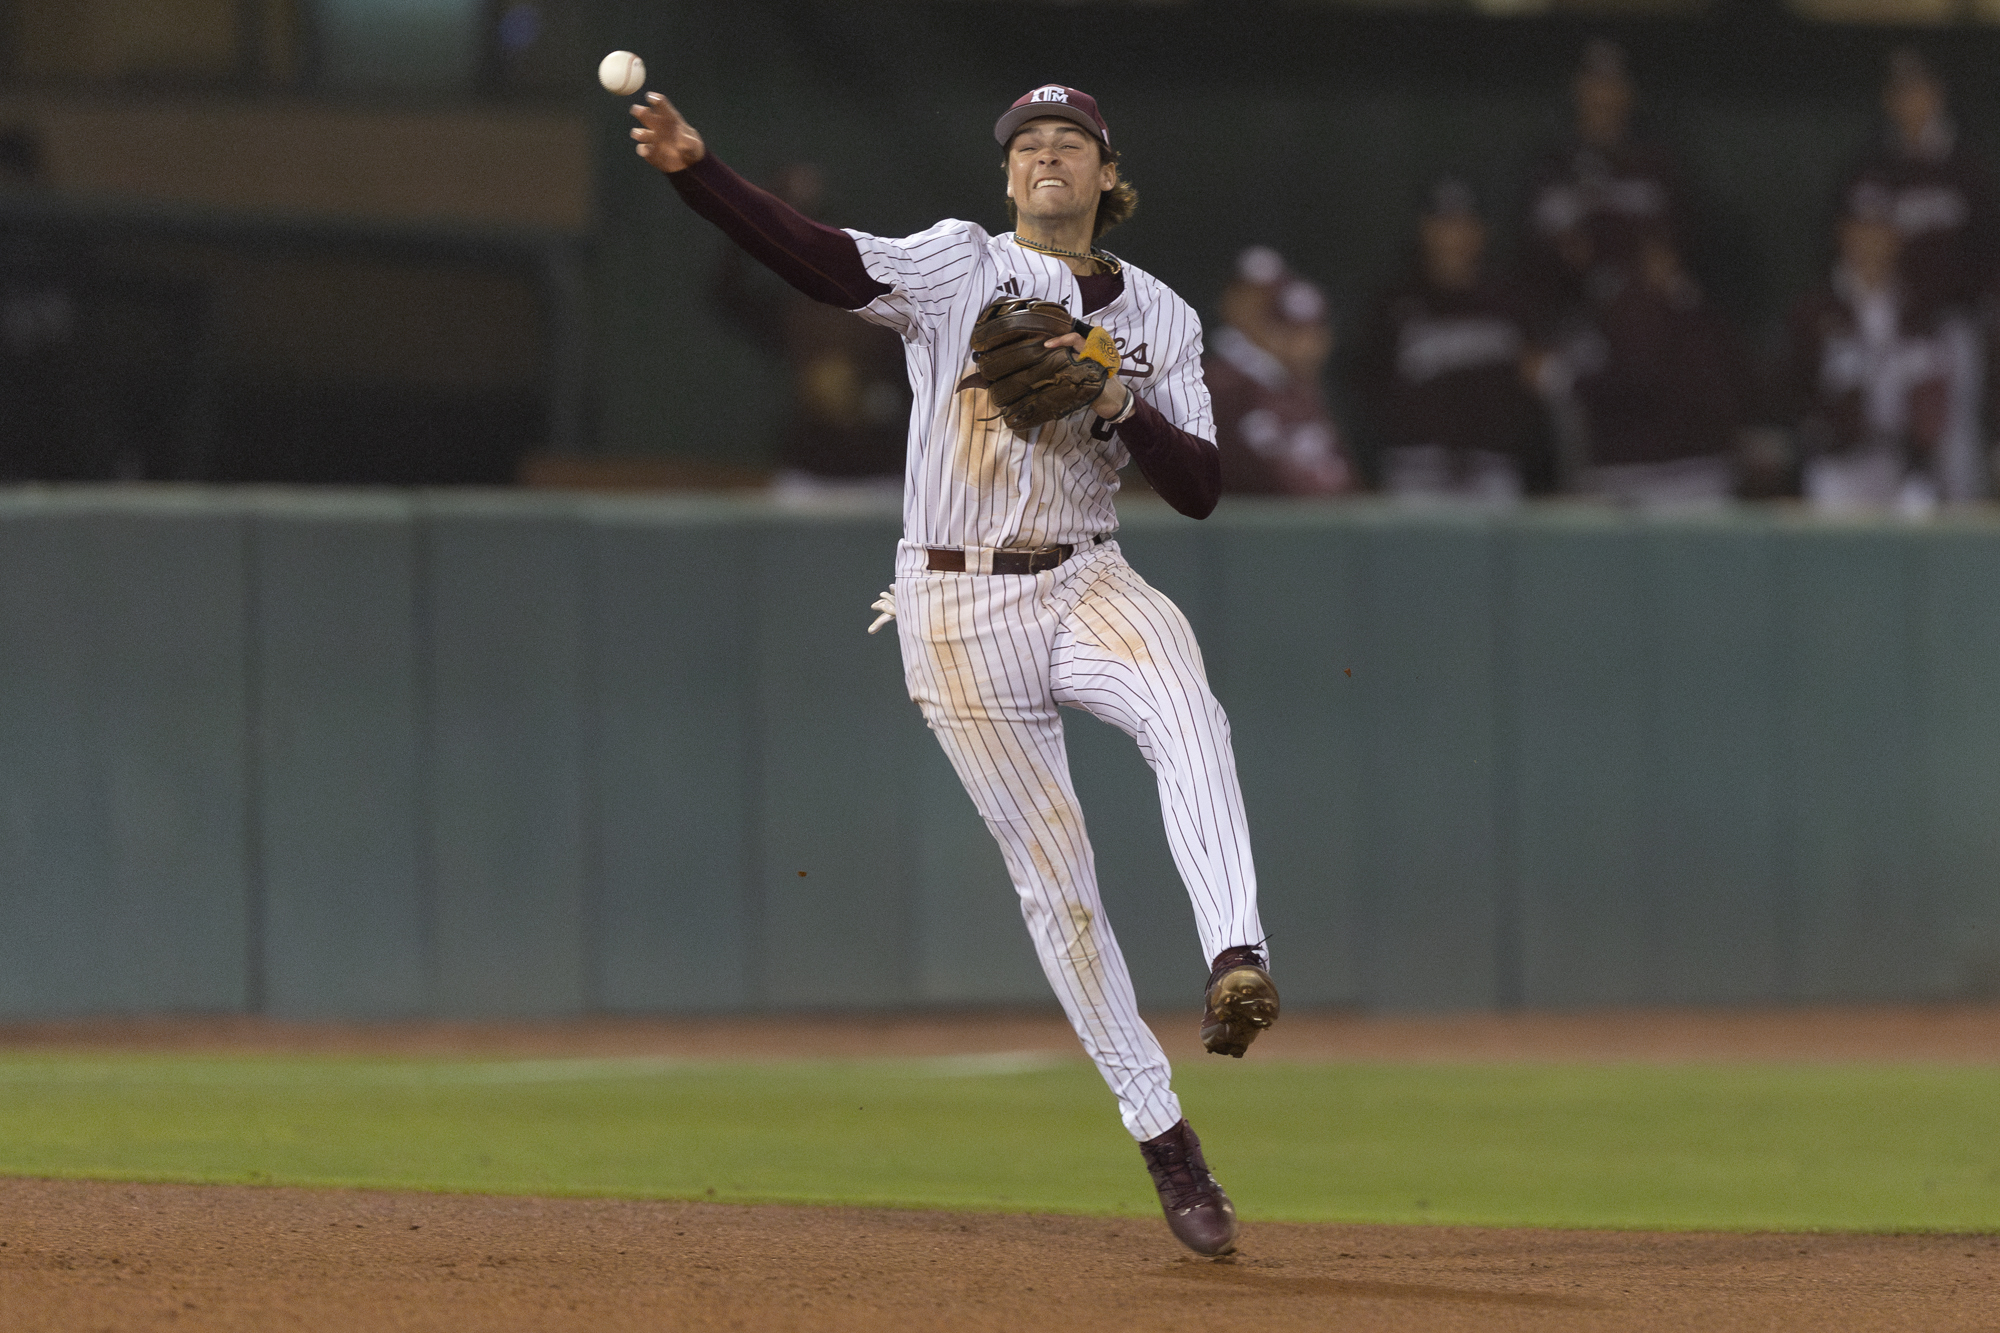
[1015,544,1061,574]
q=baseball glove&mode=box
[970,298,1120,432]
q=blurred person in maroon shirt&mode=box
[1837,48,1993,501]
[1522,39,1689,325]
[1203,246,1353,497]
[1786,185,1954,515]
[1842,50,1997,315]
[1355,180,1548,504]
[711,163,910,496]
[1549,231,1752,507]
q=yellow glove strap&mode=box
[1078,324,1121,376]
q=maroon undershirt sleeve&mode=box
[1114,396,1222,520]
[1079,273,1221,519]
[666,153,889,309]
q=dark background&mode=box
[595,2,2000,465]
[9,0,2000,480]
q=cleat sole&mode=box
[1201,966,1280,1056]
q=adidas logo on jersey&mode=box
[1028,86,1069,104]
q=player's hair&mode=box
[1095,171,1139,240]
[1003,136,1139,241]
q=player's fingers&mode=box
[642,90,689,129]
[627,101,682,138]
[1043,332,1084,351]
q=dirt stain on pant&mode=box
[1059,898,1099,965]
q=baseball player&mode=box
[1206,246,1354,497]
[1785,185,1956,513]
[1522,39,1689,323]
[1356,180,1547,502]
[1837,49,1995,502]
[630,81,1277,1257]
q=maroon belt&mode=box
[926,537,1103,575]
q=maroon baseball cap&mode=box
[994,85,1111,147]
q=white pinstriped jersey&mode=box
[845,220,1213,552]
[862,222,1264,1146]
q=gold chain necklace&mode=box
[1013,234,1123,274]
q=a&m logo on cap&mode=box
[994,84,1107,145]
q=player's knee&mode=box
[1021,893,1102,966]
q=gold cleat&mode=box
[1200,946,1279,1057]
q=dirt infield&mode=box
[5,1005,1999,1330]
[3,1178,1996,1332]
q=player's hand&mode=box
[629,92,706,173]
[1043,331,1131,418]
[1089,378,1133,418]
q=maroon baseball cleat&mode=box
[1139,1119,1238,1256]
[1200,945,1279,1057]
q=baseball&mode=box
[598,50,645,97]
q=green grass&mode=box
[2,1052,1997,1232]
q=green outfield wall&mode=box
[2,488,1998,1018]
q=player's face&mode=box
[1004,119,1117,229]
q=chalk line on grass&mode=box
[0,1049,1079,1088]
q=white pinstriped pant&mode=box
[895,541,1263,1141]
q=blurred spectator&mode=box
[0,124,88,480]
[1786,186,1955,515]
[1837,49,1992,502]
[1550,233,1751,508]
[1522,39,1689,323]
[1,125,217,482]
[1204,246,1353,496]
[711,163,909,497]
[1842,50,1997,315]
[1354,180,1548,504]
